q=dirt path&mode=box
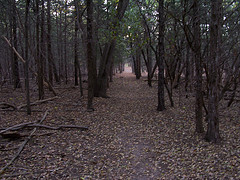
[106,73,162,179]
[0,71,239,179]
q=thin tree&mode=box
[11,0,21,89]
[193,0,204,133]
[157,0,165,111]
[205,0,222,142]
[39,0,45,99]
[74,0,84,97]
[25,0,31,115]
[47,0,53,86]
[87,0,95,111]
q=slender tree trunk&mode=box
[47,0,53,87]
[146,46,152,87]
[206,0,222,143]
[25,0,31,115]
[193,0,204,133]
[157,0,165,111]
[74,12,79,86]
[38,0,45,100]
[64,6,68,84]
[135,46,141,79]
[87,0,95,111]
[73,4,84,97]
[11,0,21,89]
[185,44,190,92]
[109,61,113,82]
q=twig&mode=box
[27,124,88,131]
[1,172,30,178]
[17,96,59,110]
[0,110,48,175]
[0,122,34,135]
[0,103,17,111]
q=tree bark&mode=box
[47,0,53,86]
[39,0,45,100]
[157,0,165,111]
[25,0,31,115]
[11,0,21,89]
[205,0,222,143]
[95,0,129,98]
[193,0,204,133]
[87,0,95,110]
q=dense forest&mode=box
[0,0,239,179]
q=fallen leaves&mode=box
[0,74,240,179]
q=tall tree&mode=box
[87,0,96,111]
[47,0,59,84]
[95,0,129,98]
[39,0,45,99]
[74,0,84,97]
[11,0,21,89]
[206,0,222,142]
[47,0,53,86]
[157,0,165,111]
[25,0,31,115]
[193,0,204,133]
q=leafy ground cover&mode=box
[0,72,239,179]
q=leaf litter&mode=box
[0,72,239,179]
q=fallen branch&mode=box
[0,103,17,111]
[0,132,26,140]
[0,172,30,178]
[17,96,59,110]
[0,122,34,135]
[0,110,48,175]
[27,124,88,131]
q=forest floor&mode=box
[0,71,240,179]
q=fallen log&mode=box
[0,110,48,175]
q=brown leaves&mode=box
[0,74,240,179]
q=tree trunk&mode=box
[95,42,115,97]
[146,46,153,87]
[95,0,129,98]
[87,0,96,111]
[11,0,21,89]
[47,0,53,87]
[157,0,165,111]
[39,0,45,100]
[74,11,79,86]
[135,46,141,79]
[25,0,31,115]
[64,6,68,84]
[205,0,222,143]
[193,0,204,133]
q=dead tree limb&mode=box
[17,96,59,110]
[27,124,88,131]
[0,122,34,135]
[0,103,17,111]
[2,36,57,96]
[0,110,48,175]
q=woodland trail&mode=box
[99,73,163,179]
[0,71,239,179]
